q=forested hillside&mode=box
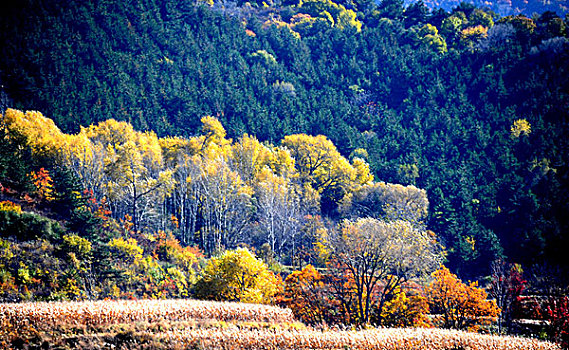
[411,0,568,17]
[0,0,568,280]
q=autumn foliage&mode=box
[279,264,341,325]
[547,296,569,349]
[2,108,567,349]
[29,168,54,202]
[378,283,431,328]
[194,248,282,304]
[426,266,500,331]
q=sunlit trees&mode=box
[510,119,531,138]
[195,248,281,304]
[230,134,276,185]
[196,158,253,254]
[255,173,304,261]
[426,266,500,331]
[378,283,430,327]
[418,24,447,54]
[84,120,175,233]
[106,235,200,299]
[29,168,54,202]
[2,109,67,160]
[340,182,429,227]
[325,218,443,325]
[279,264,342,325]
[63,132,108,204]
[282,134,373,214]
[297,0,363,32]
[163,117,255,253]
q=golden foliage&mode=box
[511,118,532,138]
[461,25,489,41]
[380,284,431,328]
[281,133,372,206]
[2,109,66,158]
[0,201,22,215]
[195,248,282,304]
[108,237,144,263]
[426,266,501,331]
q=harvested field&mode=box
[0,299,560,350]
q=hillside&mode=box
[407,0,569,17]
[1,0,569,279]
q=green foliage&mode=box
[0,210,64,242]
[418,24,447,53]
[298,0,363,31]
[0,121,34,193]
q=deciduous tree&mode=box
[488,260,526,332]
[426,266,500,331]
[325,218,443,325]
[194,248,281,304]
[279,264,339,325]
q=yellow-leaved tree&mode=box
[282,134,373,213]
[194,247,281,304]
[2,109,67,160]
[82,119,174,233]
[255,171,303,260]
[162,117,253,251]
[230,134,275,185]
[340,182,429,227]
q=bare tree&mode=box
[255,175,304,261]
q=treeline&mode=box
[0,0,568,279]
[0,109,440,316]
[0,109,509,332]
[1,108,427,260]
[411,0,569,17]
[2,110,569,346]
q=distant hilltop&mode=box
[404,0,569,17]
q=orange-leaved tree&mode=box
[425,266,500,331]
[325,218,443,325]
[279,264,341,325]
[29,168,54,202]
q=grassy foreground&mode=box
[0,299,560,349]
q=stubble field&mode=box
[0,299,560,349]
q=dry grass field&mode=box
[0,299,561,349]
